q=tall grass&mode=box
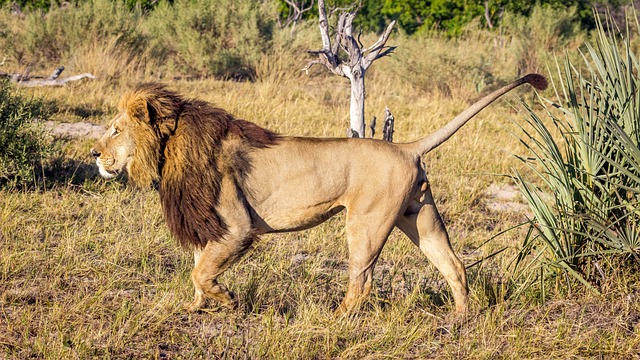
[512,14,640,293]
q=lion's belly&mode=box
[244,139,353,232]
[253,203,345,233]
[246,168,348,232]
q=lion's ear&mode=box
[127,97,151,124]
[120,92,153,124]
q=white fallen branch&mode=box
[0,66,96,87]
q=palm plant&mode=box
[512,13,640,294]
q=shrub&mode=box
[512,15,640,294]
[143,0,275,80]
[500,4,581,75]
[0,79,52,188]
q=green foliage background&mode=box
[1,0,624,35]
[276,0,621,35]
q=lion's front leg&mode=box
[185,240,249,312]
[185,246,237,312]
[186,247,205,311]
[184,175,256,313]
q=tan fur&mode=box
[92,75,546,314]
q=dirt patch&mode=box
[483,183,529,213]
[44,121,105,139]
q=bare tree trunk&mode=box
[347,67,365,137]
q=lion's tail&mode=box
[408,74,547,156]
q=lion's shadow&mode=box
[237,269,452,320]
[39,156,126,189]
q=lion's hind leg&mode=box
[395,189,469,313]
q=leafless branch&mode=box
[362,21,396,54]
[318,0,332,51]
[374,46,397,60]
[302,59,325,74]
[278,0,314,30]
[484,1,494,29]
[328,2,358,17]
[363,21,396,69]
[356,31,364,50]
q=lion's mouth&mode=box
[96,159,120,179]
[98,166,119,179]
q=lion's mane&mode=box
[121,83,279,248]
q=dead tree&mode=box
[304,0,396,138]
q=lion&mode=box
[91,74,547,314]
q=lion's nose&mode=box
[90,149,101,158]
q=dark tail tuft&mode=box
[523,73,548,91]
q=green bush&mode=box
[512,15,640,294]
[500,4,580,75]
[277,0,618,36]
[143,0,275,80]
[15,0,144,65]
[0,0,146,79]
[0,80,52,188]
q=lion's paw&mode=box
[183,300,205,313]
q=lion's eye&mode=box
[112,128,121,137]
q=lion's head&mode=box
[91,83,183,187]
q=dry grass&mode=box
[1,17,640,358]
[2,179,639,358]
